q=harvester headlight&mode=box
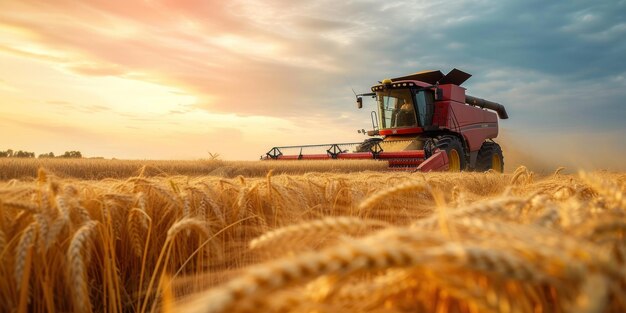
[402,83,407,86]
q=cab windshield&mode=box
[377,89,416,128]
[376,88,434,129]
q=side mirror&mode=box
[356,97,363,109]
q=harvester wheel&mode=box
[355,138,383,153]
[426,136,466,172]
[476,141,504,172]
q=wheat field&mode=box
[0,158,389,180]
[0,161,624,313]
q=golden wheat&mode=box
[0,158,388,180]
[248,216,390,250]
[14,222,37,289]
[167,218,210,240]
[127,208,150,257]
[0,229,6,254]
[67,221,98,313]
[0,162,624,313]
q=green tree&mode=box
[60,151,82,158]
[14,150,35,158]
[38,152,55,158]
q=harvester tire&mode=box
[355,138,383,153]
[476,141,504,173]
[426,136,466,172]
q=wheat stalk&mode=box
[167,218,210,240]
[15,221,37,289]
[579,171,625,209]
[32,213,48,253]
[45,195,71,249]
[358,181,429,213]
[1,199,39,214]
[184,230,568,313]
[127,208,150,257]
[0,229,6,255]
[0,162,624,313]
[554,167,566,176]
[67,221,99,313]
[249,217,390,250]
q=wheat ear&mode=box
[187,236,562,313]
[67,221,98,313]
[127,208,150,257]
[410,197,525,229]
[358,181,428,212]
[553,167,566,176]
[167,218,210,240]
[32,213,49,253]
[1,200,39,214]
[15,222,38,289]
[249,217,390,250]
[579,171,625,209]
[510,166,530,185]
[183,239,425,313]
[45,195,70,249]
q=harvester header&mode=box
[263,68,508,172]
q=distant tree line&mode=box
[0,149,35,158]
[0,149,83,158]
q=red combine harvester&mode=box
[263,68,508,172]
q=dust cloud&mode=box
[498,129,625,174]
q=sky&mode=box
[0,0,624,170]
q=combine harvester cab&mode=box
[263,68,509,172]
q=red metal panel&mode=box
[443,102,499,151]
[379,127,423,136]
[450,102,498,128]
[462,127,498,152]
[439,84,466,103]
[277,155,301,160]
[388,159,424,166]
[337,152,374,159]
[448,102,497,151]
[432,101,449,127]
[387,167,417,172]
[416,150,449,172]
[378,151,425,159]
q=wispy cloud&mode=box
[0,0,624,165]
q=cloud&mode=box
[0,0,624,163]
[65,63,127,77]
[45,101,112,114]
[295,16,353,31]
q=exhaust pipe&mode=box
[465,95,508,119]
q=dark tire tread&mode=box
[476,141,504,172]
[426,135,467,171]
